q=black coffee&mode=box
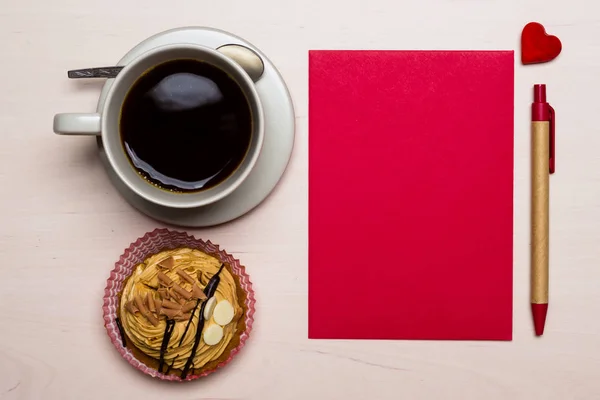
[120,59,252,192]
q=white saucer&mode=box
[95,27,295,227]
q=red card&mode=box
[309,50,514,340]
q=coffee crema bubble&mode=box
[119,59,252,192]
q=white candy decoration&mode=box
[203,324,224,346]
[213,300,235,326]
[203,297,217,320]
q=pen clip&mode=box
[549,105,555,174]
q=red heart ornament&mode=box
[521,22,562,65]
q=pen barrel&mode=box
[531,121,550,304]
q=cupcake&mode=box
[103,229,254,381]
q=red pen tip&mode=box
[531,303,548,336]
[534,84,546,103]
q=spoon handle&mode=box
[67,66,124,79]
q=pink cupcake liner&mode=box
[102,228,256,381]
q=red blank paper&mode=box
[309,50,514,340]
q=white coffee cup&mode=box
[54,43,264,209]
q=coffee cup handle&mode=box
[53,113,101,136]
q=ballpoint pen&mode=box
[531,84,555,336]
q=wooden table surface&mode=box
[1,0,600,398]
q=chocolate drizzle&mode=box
[165,354,178,375]
[158,319,176,373]
[204,263,225,296]
[180,263,225,379]
[115,317,126,347]
[178,299,201,346]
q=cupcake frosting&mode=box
[119,247,242,372]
